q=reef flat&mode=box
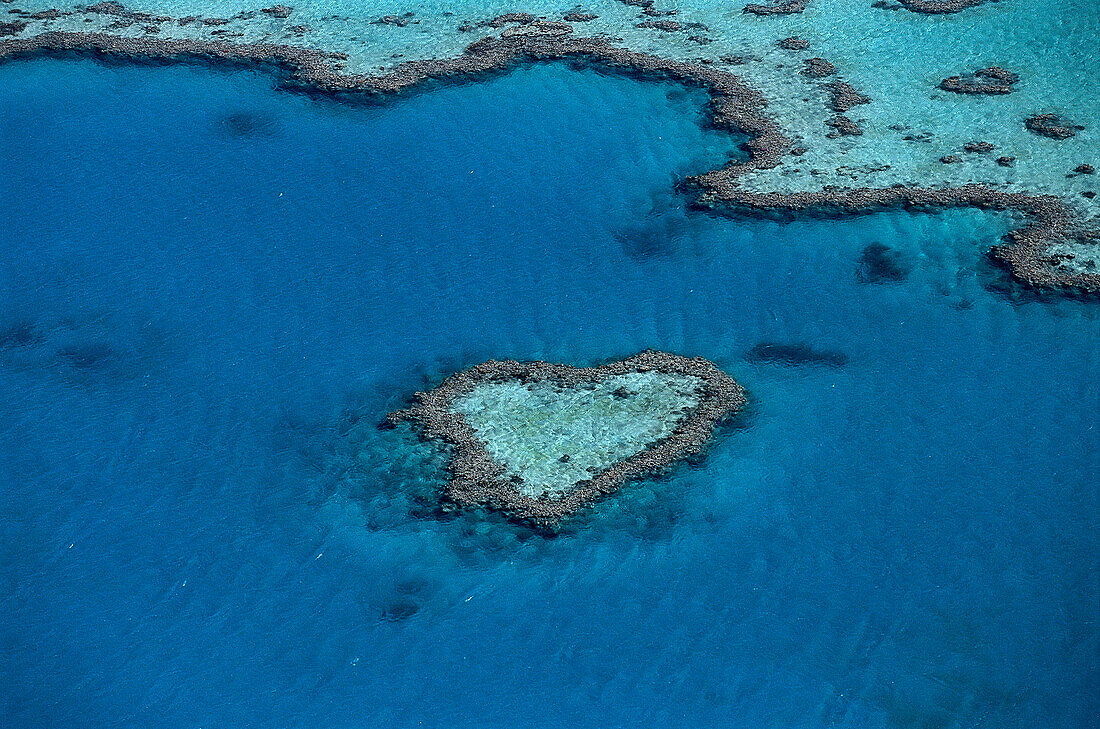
[1,21,1095,294]
[387,352,745,527]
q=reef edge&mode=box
[0,29,1095,295]
[387,351,746,527]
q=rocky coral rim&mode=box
[879,0,993,13]
[0,29,1095,294]
[387,351,746,527]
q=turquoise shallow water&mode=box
[0,55,1098,728]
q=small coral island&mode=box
[387,351,745,527]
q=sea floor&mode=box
[0,33,1097,729]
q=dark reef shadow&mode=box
[358,573,439,625]
[0,312,161,385]
[691,195,942,223]
[55,341,118,370]
[856,242,911,284]
[615,182,724,261]
[0,321,42,349]
[614,207,688,259]
[745,342,849,367]
[216,109,279,138]
[377,596,420,622]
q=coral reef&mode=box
[940,66,1019,95]
[883,0,994,13]
[636,19,683,31]
[1025,113,1085,140]
[743,0,809,15]
[0,28,1095,294]
[801,57,837,78]
[856,242,910,283]
[827,81,871,113]
[826,114,863,137]
[387,352,745,527]
[963,141,994,153]
[261,5,293,19]
[777,36,809,50]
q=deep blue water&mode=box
[1,58,1097,728]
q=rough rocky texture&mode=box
[0,21,27,36]
[29,10,67,20]
[373,14,415,27]
[261,5,293,19]
[500,21,572,38]
[0,30,1094,295]
[801,57,837,78]
[777,36,809,50]
[997,156,1016,167]
[940,154,962,164]
[827,81,871,113]
[826,114,863,137]
[743,0,809,14]
[562,12,598,22]
[388,352,745,527]
[745,342,847,366]
[85,2,158,20]
[963,141,994,153]
[1026,113,1085,140]
[856,242,910,283]
[893,0,992,12]
[940,66,1019,95]
[486,12,535,27]
[636,19,682,31]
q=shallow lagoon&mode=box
[0,57,1098,728]
[452,371,704,497]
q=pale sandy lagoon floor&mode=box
[452,371,702,496]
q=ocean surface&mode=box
[1,54,1098,728]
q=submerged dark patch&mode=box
[0,322,41,348]
[0,22,29,38]
[1025,113,1085,140]
[614,192,703,260]
[745,342,848,367]
[857,242,911,284]
[219,110,277,137]
[378,597,420,622]
[56,342,117,369]
[615,220,680,259]
[940,66,1019,95]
